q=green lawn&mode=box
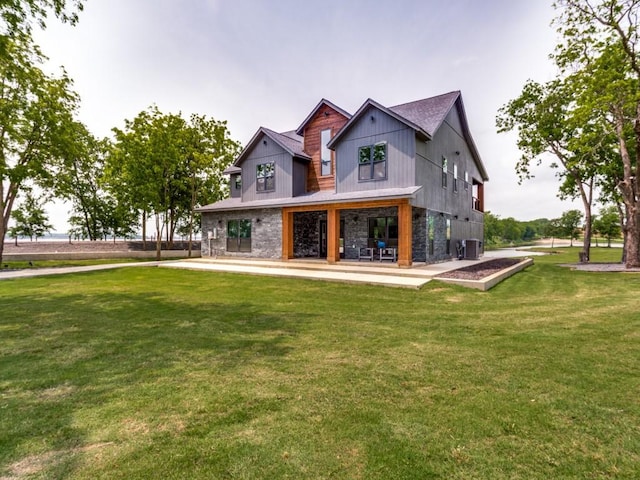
[0,248,638,479]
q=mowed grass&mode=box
[0,248,638,479]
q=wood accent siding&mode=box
[302,106,349,193]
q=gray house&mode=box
[198,91,488,267]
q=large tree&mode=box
[108,107,239,259]
[0,34,79,264]
[553,0,640,267]
[497,78,612,263]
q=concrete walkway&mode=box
[0,261,165,281]
[0,251,537,289]
[158,256,502,289]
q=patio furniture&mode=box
[379,247,397,262]
[358,247,375,261]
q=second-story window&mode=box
[321,129,332,176]
[234,175,242,191]
[442,156,448,188]
[256,162,275,192]
[453,164,458,193]
[358,142,387,181]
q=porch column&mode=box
[282,208,294,260]
[398,201,413,268]
[327,207,340,264]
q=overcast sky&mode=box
[32,0,583,231]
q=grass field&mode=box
[0,248,638,479]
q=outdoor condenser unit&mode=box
[464,239,480,260]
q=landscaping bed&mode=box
[437,258,521,280]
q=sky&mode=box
[31,0,583,231]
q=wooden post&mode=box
[398,201,413,268]
[327,207,340,264]
[282,209,294,260]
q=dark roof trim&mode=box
[327,98,432,149]
[453,96,489,181]
[223,165,242,175]
[295,98,352,136]
[233,127,311,167]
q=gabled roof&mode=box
[233,127,311,167]
[327,91,488,181]
[389,91,460,137]
[295,98,352,136]
[326,98,432,149]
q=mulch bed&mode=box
[437,258,521,280]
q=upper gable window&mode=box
[321,129,332,176]
[358,142,387,181]
[256,162,275,192]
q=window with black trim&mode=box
[442,157,448,188]
[321,129,332,176]
[256,162,275,192]
[227,219,251,252]
[453,164,458,193]
[358,142,387,181]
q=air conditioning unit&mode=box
[464,239,480,260]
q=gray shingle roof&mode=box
[389,91,460,137]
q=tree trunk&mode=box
[624,208,640,268]
[581,209,592,263]
[155,213,162,261]
[142,211,147,250]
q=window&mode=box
[453,164,458,193]
[442,157,448,188]
[227,219,251,252]
[358,142,387,181]
[446,218,451,255]
[256,162,275,192]
[368,216,398,248]
[464,171,469,190]
[321,129,332,176]
[234,175,242,191]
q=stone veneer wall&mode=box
[426,210,453,263]
[294,211,322,257]
[412,207,427,262]
[201,208,282,259]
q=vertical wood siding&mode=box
[334,106,416,194]
[302,105,349,192]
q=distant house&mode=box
[198,91,488,267]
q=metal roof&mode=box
[197,186,423,213]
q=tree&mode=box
[0,34,80,265]
[108,107,240,260]
[497,78,610,264]
[553,0,640,267]
[483,211,503,245]
[559,209,584,248]
[593,204,623,246]
[8,191,52,241]
[1,0,84,34]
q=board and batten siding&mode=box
[334,106,416,194]
[415,107,484,224]
[239,133,294,202]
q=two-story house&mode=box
[198,91,488,267]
